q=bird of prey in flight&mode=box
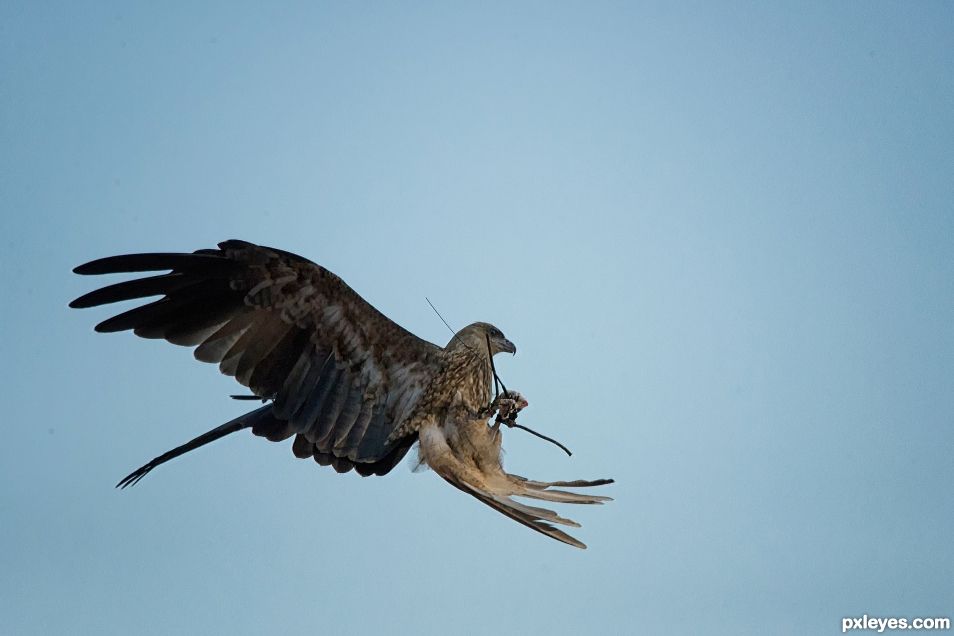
[71,240,613,548]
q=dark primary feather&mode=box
[73,252,231,275]
[69,273,193,308]
[73,240,443,480]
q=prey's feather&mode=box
[419,410,613,549]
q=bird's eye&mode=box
[490,327,502,337]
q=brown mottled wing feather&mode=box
[72,240,442,474]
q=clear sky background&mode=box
[2,2,952,635]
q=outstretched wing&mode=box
[72,239,443,475]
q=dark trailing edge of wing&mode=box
[73,251,227,276]
[116,405,418,488]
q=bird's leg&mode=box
[488,390,573,455]
[485,389,527,434]
[493,390,529,427]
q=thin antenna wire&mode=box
[425,297,457,339]
[426,297,476,354]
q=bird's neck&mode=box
[445,346,494,412]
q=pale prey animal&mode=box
[71,239,613,548]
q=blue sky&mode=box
[2,2,952,634]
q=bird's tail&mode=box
[116,404,276,488]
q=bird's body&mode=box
[72,239,612,547]
[388,324,495,445]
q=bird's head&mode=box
[448,322,516,356]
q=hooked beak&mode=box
[500,338,516,355]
